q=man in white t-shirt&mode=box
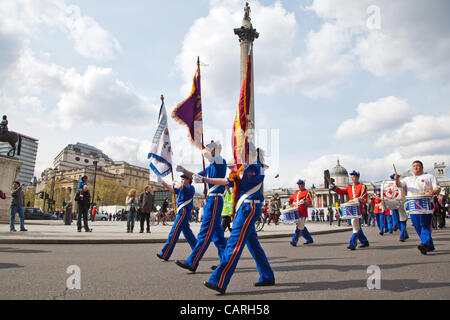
[395,160,440,255]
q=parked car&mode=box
[88,212,109,221]
[24,207,52,220]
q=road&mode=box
[1,225,449,300]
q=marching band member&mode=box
[371,189,385,235]
[157,174,197,261]
[330,170,370,250]
[389,173,409,242]
[195,143,275,294]
[173,141,228,272]
[389,174,400,232]
[395,160,440,254]
[289,179,314,246]
[384,209,393,234]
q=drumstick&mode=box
[393,164,398,176]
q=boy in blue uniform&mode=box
[194,144,275,294]
[174,141,228,272]
[157,174,197,261]
[78,175,88,191]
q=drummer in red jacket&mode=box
[330,170,370,250]
[371,189,386,235]
[289,179,314,246]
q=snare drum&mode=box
[405,195,433,215]
[340,202,361,219]
[381,180,402,210]
[280,207,300,224]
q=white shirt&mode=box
[400,173,440,196]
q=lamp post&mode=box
[91,160,98,210]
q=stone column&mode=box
[0,156,22,224]
[234,2,259,145]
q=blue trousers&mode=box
[160,207,197,260]
[392,209,400,230]
[410,214,434,249]
[186,196,227,271]
[208,202,275,292]
[292,218,313,244]
[349,218,369,247]
[375,213,385,233]
[385,215,393,233]
[399,220,409,240]
[10,205,25,230]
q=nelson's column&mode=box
[234,2,259,145]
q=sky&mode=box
[1,0,450,190]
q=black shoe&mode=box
[147,230,151,233]
[418,244,428,255]
[358,243,369,248]
[175,260,195,272]
[389,231,393,234]
[394,227,399,232]
[140,230,144,233]
[77,229,81,232]
[399,239,406,242]
[304,241,314,245]
[379,232,384,236]
[210,265,217,271]
[20,228,27,232]
[203,281,225,294]
[289,241,297,247]
[254,280,275,287]
[10,229,16,232]
[347,245,356,250]
[156,253,166,261]
[427,247,435,252]
[85,228,92,232]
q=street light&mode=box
[91,160,98,210]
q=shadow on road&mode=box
[227,278,450,296]
[0,247,52,254]
[0,263,24,270]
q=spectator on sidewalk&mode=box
[0,189,6,200]
[158,198,169,225]
[126,189,138,233]
[75,184,92,232]
[10,181,27,232]
[138,185,156,233]
[91,205,97,222]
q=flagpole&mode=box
[161,94,178,214]
[198,56,208,201]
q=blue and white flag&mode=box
[148,100,173,177]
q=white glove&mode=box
[192,174,204,184]
[176,165,185,173]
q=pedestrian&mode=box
[289,179,314,246]
[10,181,27,232]
[222,186,234,232]
[91,205,97,222]
[157,174,197,261]
[371,189,385,235]
[78,175,88,191]
[125,189,137,233]
[159,198,169,225]
[75,184,92,232]
[199,144,275,294]
[138,185,156,233]
[395,160,441,255]
[262,201,269,224]
[174,141,228,273]
[330,170,370,250]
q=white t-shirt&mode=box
[400,173,440,196]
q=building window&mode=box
[84,159,89,164]
[128,178,131,186]
[75,157,80,161]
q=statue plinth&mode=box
[0,155,22,224]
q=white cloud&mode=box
[336,96,412,140]
[97,136,152,168]
[0,0,121,61]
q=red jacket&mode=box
[371,196,383,214]
[333,183,367,214]
[289,190,312,218]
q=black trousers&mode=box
[140,212,150,231]
[77,205,90,231]
[222,215,232,232]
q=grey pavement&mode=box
[0,219,352,244]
